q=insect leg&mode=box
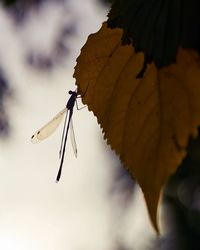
[75,99,86,110]
[77,83,89,97]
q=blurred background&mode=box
[2,1,200,250]
[0,0,155,250]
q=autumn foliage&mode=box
[73,21,200,232]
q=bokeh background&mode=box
[0,1,156,250]
[2,1,200,249]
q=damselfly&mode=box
[31,90,83,182]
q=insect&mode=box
[31,90,83,182]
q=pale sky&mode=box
[0,1,155,249]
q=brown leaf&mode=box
[73,23,200,232]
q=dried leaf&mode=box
[74,23,200,232]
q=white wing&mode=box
[70,118,77,157]
[31,108,67,143]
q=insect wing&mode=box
[31,108,67,143]
[59,111,68,158]
[70,118,77,157]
